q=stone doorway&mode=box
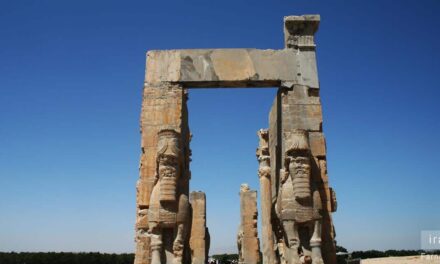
[134,15,338,264]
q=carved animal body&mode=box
[276,130,324,264]
[148,129,190,264]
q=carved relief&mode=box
[257,129,271,179]
[276,130,324,264]
[148,129,190,264]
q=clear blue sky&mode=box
[1,0,439,254]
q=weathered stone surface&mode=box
[146,49,319,88]
[284,15,320,49]
[256,129,277,264]
[268,93,280,203]
[190,191,209,264]
[136,209,149,230]
[284,104,322,131]
[309,132,327,157]
[281,83,320,104]
[137,84,184,210]
[238,184,260,264]
[147,129,191,264]
[276,130,324,264]
[134,231,150,264]
[135,84,194,264]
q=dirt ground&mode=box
[361,255,440,264]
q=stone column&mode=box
[190,191,209,264]
[135,83,190,264]
[256,129,277,264]
[237,184,260,264]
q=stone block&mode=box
[145,49,319,88]
[136,178,155,208]
[136,209,149,229]
[282,104,323,132]
[282,83,320,105]
[309,132,326,157]
[284,15,320,49]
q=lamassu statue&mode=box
[148,129,190,264]
[276,129,324,264]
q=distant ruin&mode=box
[134,15,338,264]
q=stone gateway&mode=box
[134,15,338,264]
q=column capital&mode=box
[284,15,320,49]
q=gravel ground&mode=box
[361,255,440,264]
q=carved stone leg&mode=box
[310,220,324,264]
[282,220,300,264]
[173,224,184,264]
[150,228,163,264]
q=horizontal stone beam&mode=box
[145,48,318,88]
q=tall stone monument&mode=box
[135,14,337,264]
[237,184,261,264]
[190,191,210,264]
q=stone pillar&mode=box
[237,184,260,264]
[280,15,337,264]
[256,129,277,264]
[190,191,209,264]
[135,83,192,264]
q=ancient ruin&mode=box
[135,15,337,264]
[237,184,260,264]
[190,192,210,264]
